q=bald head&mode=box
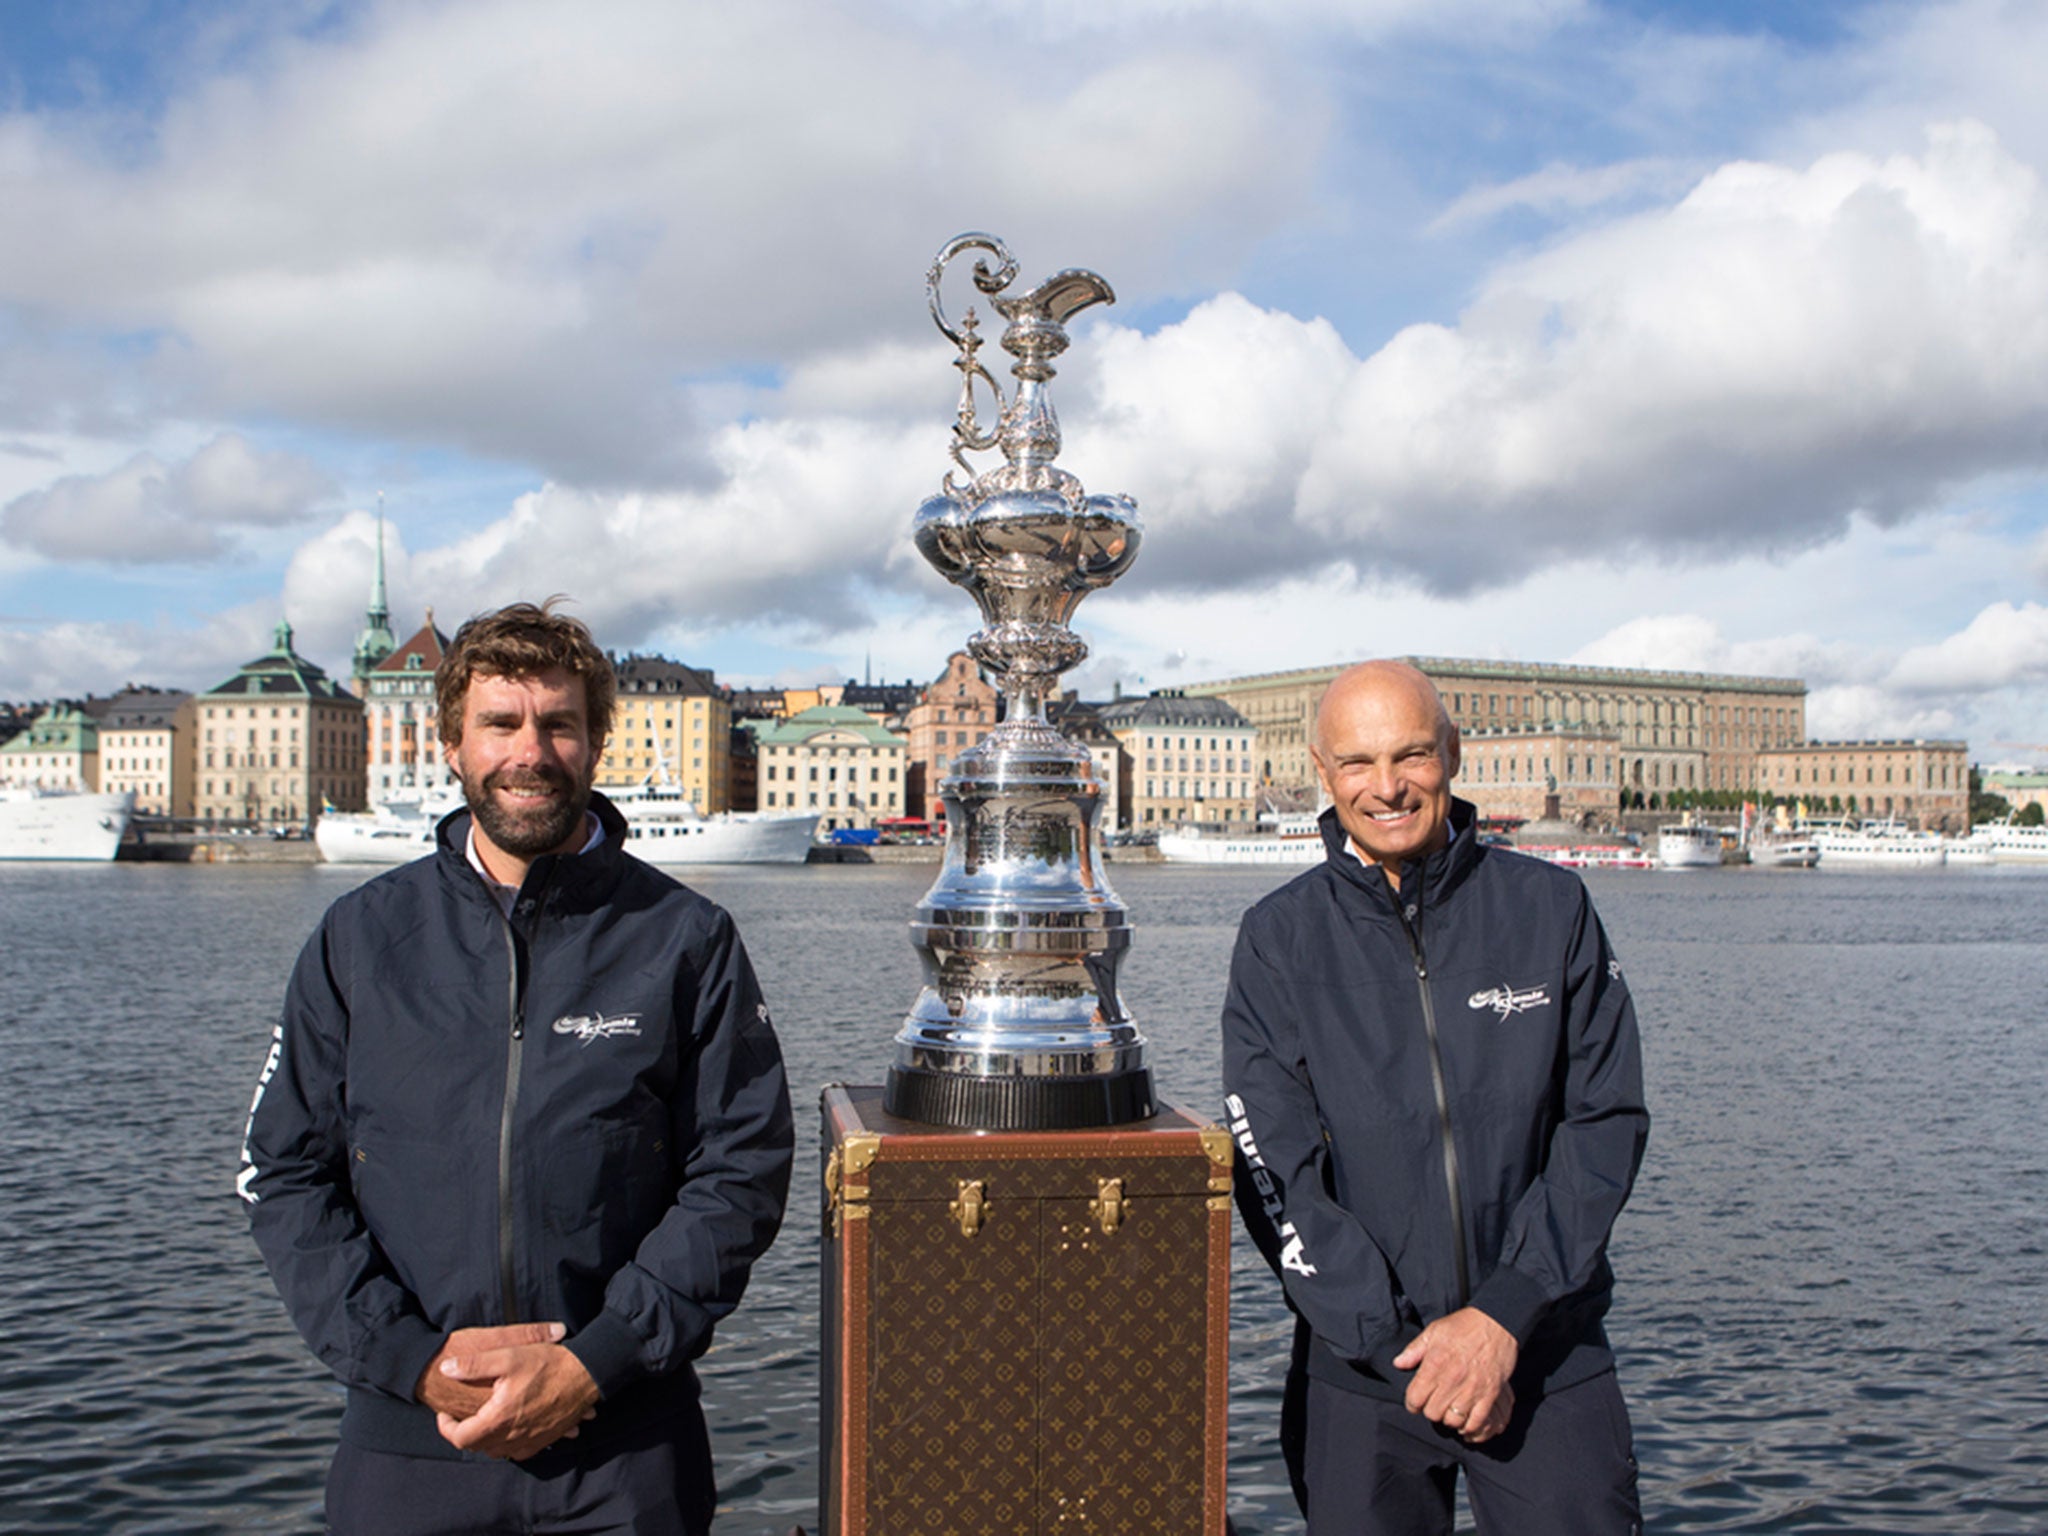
[1314,662,1454,761]
[1311,661,1461,884]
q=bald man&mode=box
[1222,661,1649,1535]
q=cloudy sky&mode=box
[4,0,2048,757]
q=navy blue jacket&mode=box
[1222,801,1647,1400]
[239,792,794,1457]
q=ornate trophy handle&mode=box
[926,231,1019,350]
[929,234,1019,490]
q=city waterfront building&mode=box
[1984,770,2048,816]
[841,676,923,724]
[779,683,845,717]
[1047,695,1125,835]
[1097,692,1257,831]
[1458,727,1633,826]
[364,616,453,805]
[729,686,787,722]
[751,704,906,834]
[727,722,759,812]
[599,656,732,814]
[195,620,365,827]
[1188,655,1809,813]
[1754,740,1969,831]
[0,702,99,791]
[900,652,999,820]
[96,688,196,817]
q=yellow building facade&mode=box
[597,656,733,814]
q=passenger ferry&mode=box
[1156,814,1324,865]
[1810,817,1946,867]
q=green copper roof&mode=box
[204,618,359,703]
[750,704,905,747]
[0,702,96,755]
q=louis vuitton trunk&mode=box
[819,1084,1232,1536]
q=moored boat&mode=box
[607,780,819,865]
[1516,842,1656,871]
[1156,814,1323,866]
[1811,817,1945,867]
[317,782,820,867]
[1937,818,2048,865]
[1748,830,1821,867]
[0,786,135,861]
[1656,823,1724,868]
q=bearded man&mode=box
[240,600,793,1536]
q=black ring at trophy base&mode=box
[883,1065,1156,1130]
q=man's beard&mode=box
[461,763,593,859]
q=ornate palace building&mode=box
[1189,655,1818,823]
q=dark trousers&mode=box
[1292,1370,1641,1536]
[325,1430,714,1536]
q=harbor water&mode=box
[1,858,2044,1533]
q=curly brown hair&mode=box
[435,598,616,750]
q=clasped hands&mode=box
[415,1322,600,1461]
[1394,1306,1518,1444]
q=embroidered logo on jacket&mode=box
[1467,984,1551,1020]
[552,1012,644,1046]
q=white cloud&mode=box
[0,0,1326,483]
[1297,121,2048,592]
[1888,600,2048,693]
[0,432,332,563]
[1805,683,1961,741]
[0,605,279,701]
[1428,158,1702,232]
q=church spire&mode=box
[369,493,391,633]
[350,493,398,695]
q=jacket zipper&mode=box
[497,910,525,1324]
[1395,893,1471,1308]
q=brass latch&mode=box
[823,1146,843,1238]
[1090,1176,1126,1234]
[951,1178,987,1237]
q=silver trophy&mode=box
[884,233,1153,1130]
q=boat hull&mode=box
[625,811,819,865]
[1656,827,1724,868]
[0,789,134,862]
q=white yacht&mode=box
[1655,823,1724,868]
[317,783,819,867]
[0,786,135,861]
[608,781,819,865]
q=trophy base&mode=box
[883,1064,1156,1130]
